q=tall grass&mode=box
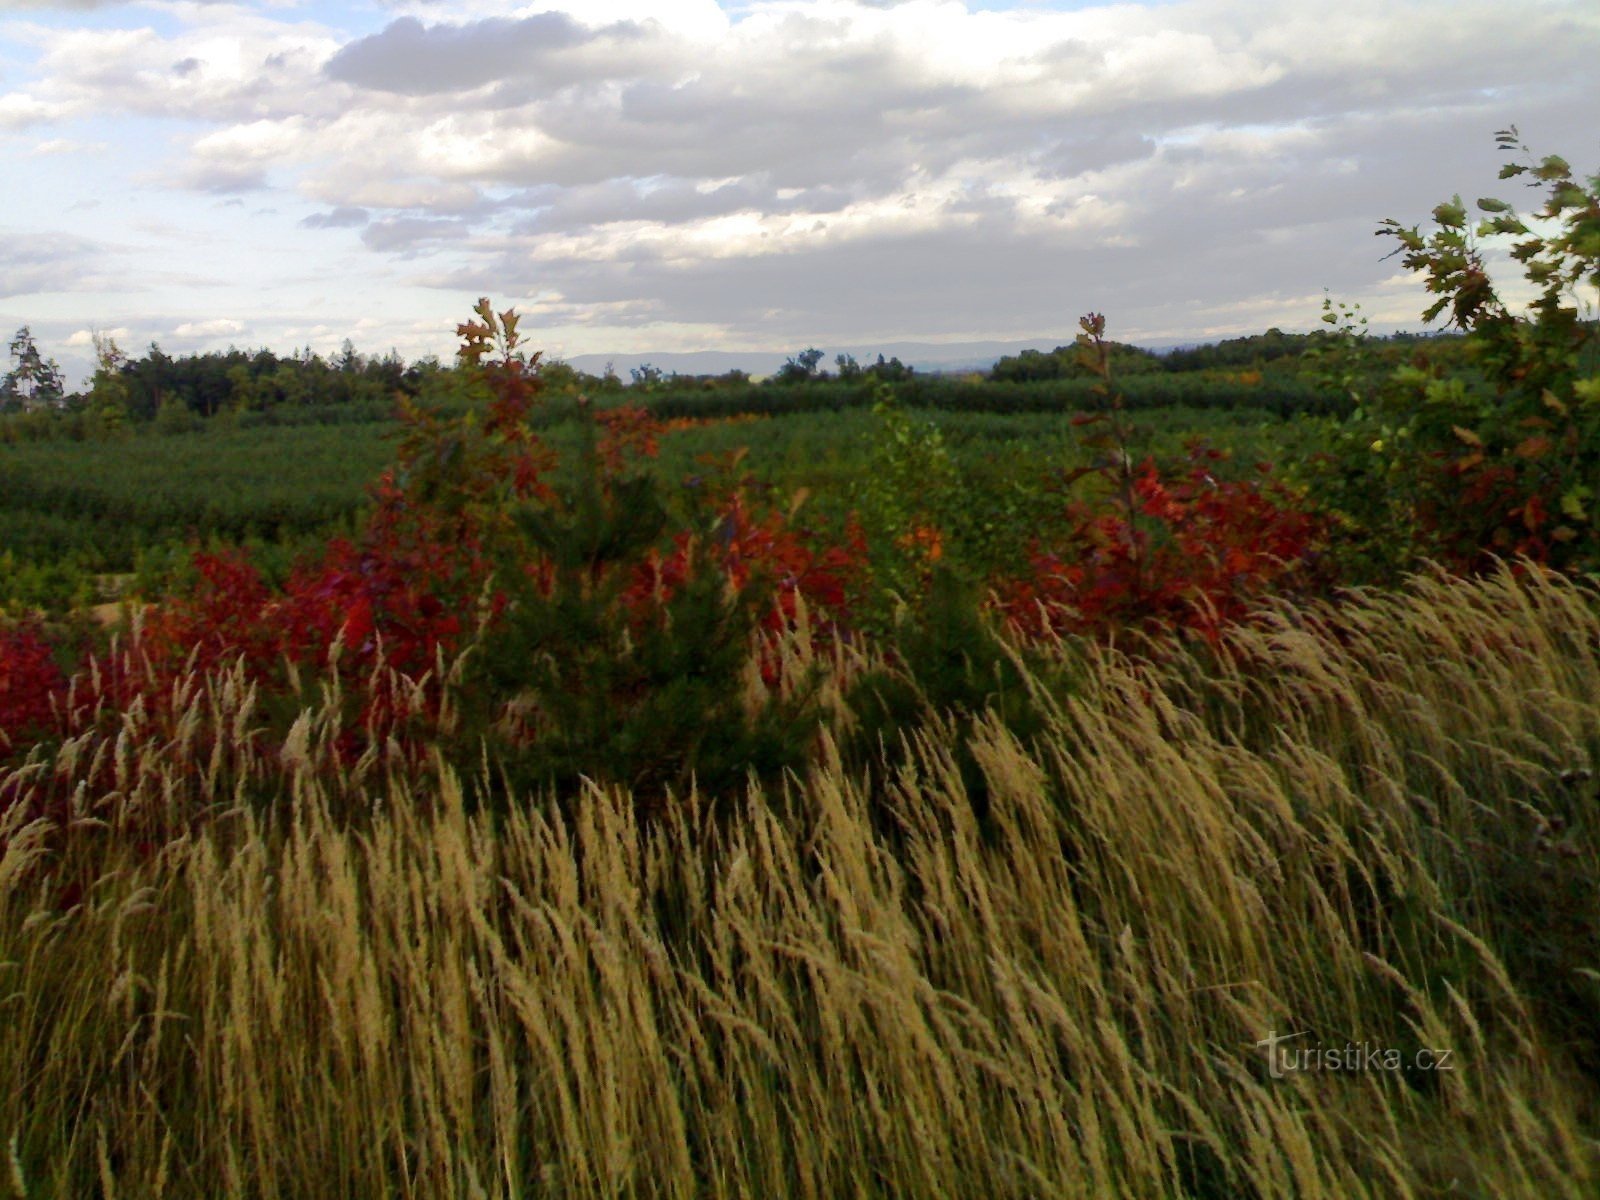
[3,566,1598,1197]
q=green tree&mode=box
[865,353,913,383]
[629,362,665,390]
[994,340,1159,383]
[776,347,826,383]
[86,331,132,435]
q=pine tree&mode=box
[1,327,65,413]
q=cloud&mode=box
[0,229,115,299]
[300,206,371,229]
[0,1,229,8]
[172,317,244,338]
[325,13,655,97]
[0,92,72,129]
[65,326,130,347]
[28,136,106,155]
[0,12,343,133]
[2,0,1598,356]
[360,215,469,252]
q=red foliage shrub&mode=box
[0,619,65,751]
[626,491,869,654]
[139,549,278,677]
[995,450,1329,643]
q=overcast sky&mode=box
[2,0,1597,376]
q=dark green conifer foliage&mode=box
[465,404,821,815]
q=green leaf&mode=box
[1432,198,1467,228]
[1536,155,1572,181]
[1476,197,1511,213]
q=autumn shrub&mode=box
[994,449,1330,644]
[0,618,64,752]
[991,317,1331,645]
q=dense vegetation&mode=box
[2,129,1598,1197]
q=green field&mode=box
[0,398,1332,609]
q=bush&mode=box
[0,618,65,752]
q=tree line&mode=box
[1,319,1472,437]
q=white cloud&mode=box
[28,136,107,155]
[64,325,131,346]
[173,317,244,337]
[0,92,71,128]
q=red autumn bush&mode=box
[995,448,1329,643]
[0,619,65,750]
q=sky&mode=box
[2,0,1597,381]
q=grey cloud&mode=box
[171,161,269,195]
[361,216,467,253]
[511,177,855,234]
[326,13,650,97]
[411,85,1596,347]
[0,229,112,299]
[301,206,371,230]
[428,218,1147,343]
[1040,134,1159,179]
[12,0,1600,355]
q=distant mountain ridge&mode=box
[560,337,1199,379]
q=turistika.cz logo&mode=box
[1255,1030,1455,1080]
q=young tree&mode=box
[87,330,132,433]
[1323,129,1600,576]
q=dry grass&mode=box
[3,566,1598,1198]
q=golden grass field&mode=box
[3,566,1599,1198]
